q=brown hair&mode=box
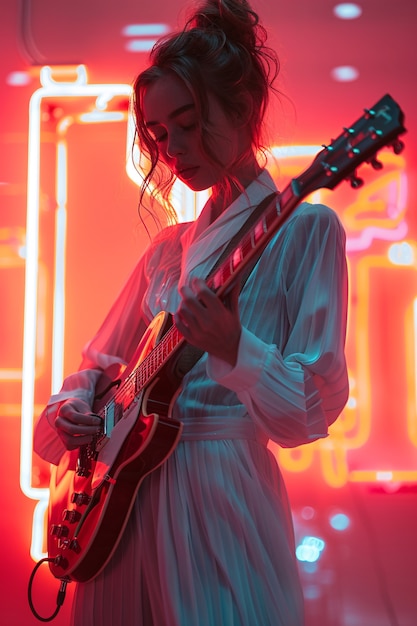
[132,0,280,224]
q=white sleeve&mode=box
[33,248,153,465]
[207,205,349,447]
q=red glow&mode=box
[1,1,416,624]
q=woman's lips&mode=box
[177,166,199,181]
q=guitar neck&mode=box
[144,183,299,367]
[104,93,407,412]
[207,181,301,298]
[108,185,296,415]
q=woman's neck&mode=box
[210,159,263,222]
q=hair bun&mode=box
[190,0,261,50]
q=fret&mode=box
[162,338,170,360]
[232,246,243,271]
[214,266,226,290]
[169,331,176,352]
[125,373,133,395]
[264,206,277,230]
[238,236,251,261]
[211,270,222,291]
[241,236,255,257]
[123,380,135,408]
[224,261,233,283]
[253,217,267,244]
[147,357,152,380]
[144,359,149,383]
[167,328,175,352]
[279,185,294,210]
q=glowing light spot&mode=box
[126,40,159,52]
[296,536,325,563]
[123,23,169,53]
[376,471,393,481]
[79,112,125,123]
[331,66,359,82]
[330,513,350,531]
[388,241,414,266]
[122,23,169,37]
[333,3,362,19]
[7,71,31,86]
[301,506,315,521]
[347,396,357,409]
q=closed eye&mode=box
[181,123,197,131]
[152,123,196,144]
[154,132,167,144]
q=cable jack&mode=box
[28,556,71,622]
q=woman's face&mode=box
[141,73,247,192]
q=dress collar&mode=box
[178,169,278,288]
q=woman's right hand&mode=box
[55,398,103,450]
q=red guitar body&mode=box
[48,312,183,582]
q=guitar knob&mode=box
[71,492,91,506]
[70,539,81,554]
[50,524,70,538]
[53,555,69,570]
[63,509,82,523]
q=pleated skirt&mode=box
[71,438,304,626]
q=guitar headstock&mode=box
[295,93,406,194]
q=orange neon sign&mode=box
[17,68,416,561]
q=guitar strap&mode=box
[174,191,279,377]
[206,191,279,286]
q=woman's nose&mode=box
[166,130,185,158]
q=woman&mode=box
[34,1,349,624]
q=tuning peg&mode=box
[348,173,364,189]
[364,107,376,118]
[369,157,383,170]
[391,139,404,155]
[322,162,339,176]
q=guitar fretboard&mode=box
[102,324,184,420]
[100,186,301,422]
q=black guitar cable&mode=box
[28,557,70,622]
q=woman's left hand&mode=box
[174,277,241,367]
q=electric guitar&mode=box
[47,93,406,583]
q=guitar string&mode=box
[98,201,283,428]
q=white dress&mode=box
[34,170,349,626]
